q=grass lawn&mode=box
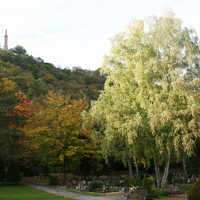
[0,186,76,200]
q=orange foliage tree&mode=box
[24,91,102,180]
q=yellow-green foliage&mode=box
[86,11,200,188]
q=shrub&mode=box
[147,176,155,185]
[150,187,170,197]
[178,183,193,194]
[111,179,120,186]
[175,177,184,184]
[142,176,152,192]
[124,177,142,187]
[48,175,60,185]
[124,176,152,192]
[88,180,103,192]
[188,178,200,200]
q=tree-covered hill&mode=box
[0,46,105,100]
[0,45,106,180]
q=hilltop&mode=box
[0,45,105,101]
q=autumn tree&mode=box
[24,91,101,180]
[87,12,200,188]
[0,77,32,181]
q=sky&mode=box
[0,0,200,70]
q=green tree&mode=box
[10,45,27,55]
[0,48,105,101]
[87,12,200,188]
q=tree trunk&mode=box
[134,157,139,177]
[153,155,161,188]
[63,155,66,185]
[127,158,133,178]
[161,151,171,188]
[182,153,188,182]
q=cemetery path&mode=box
[29,184,123,200]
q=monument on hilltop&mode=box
[3,30,8,51]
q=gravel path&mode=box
[29,185,124,200]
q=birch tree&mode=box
[87,11,200,188]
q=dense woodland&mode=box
[0,45,105,100]
[1,13,200,192]
[0,46,107,182]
